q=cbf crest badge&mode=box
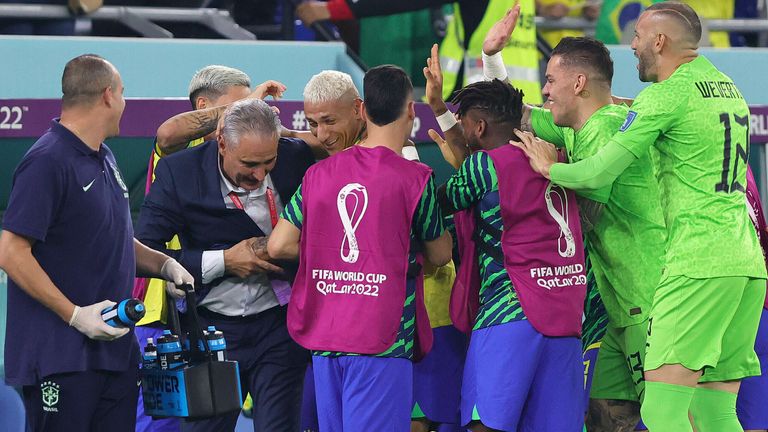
[41,381,60,412]
[108,160,129,198]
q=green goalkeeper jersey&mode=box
[532,104,666,327]
[612,55,765,279]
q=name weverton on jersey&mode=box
[695,80,743,100]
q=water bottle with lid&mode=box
[142,337,158,370]
[101,298,145,328]
[205,326,227,361]
[157,330,184,370]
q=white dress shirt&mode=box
[198,159,284,316]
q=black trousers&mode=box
[23,368,139,432]
[181,305,310,432]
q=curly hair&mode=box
[451,79,524,128]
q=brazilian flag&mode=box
[595,0,664,45]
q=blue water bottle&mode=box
[101,298,145,328]
[157,330,185,370]
[143,338,158,370]
[205,326,227,361]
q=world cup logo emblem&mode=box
[544,183,576,258]
[337,183,369,263]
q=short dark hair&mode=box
[61,54,116,109]
[451,79,524,128]
[363,65,413,126]
[552,37,614,85]
[646,1,702,45]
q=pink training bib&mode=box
[452,146,587,337]
[745,166,768,309]
[289,146,434,358]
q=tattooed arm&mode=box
[156,80,288,156]
[155,106,225,156]
[586,399,642,432]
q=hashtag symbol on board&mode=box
[292,110,307,130]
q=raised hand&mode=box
[251,80,287,101]
[423,44,447,114]
[482,2,521,56]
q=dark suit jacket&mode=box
[135,138,314,297]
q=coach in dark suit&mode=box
[136,98,313,432]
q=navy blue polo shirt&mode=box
[2,120,138,386]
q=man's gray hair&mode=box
[220,98,281,147]
[188,65,251,109]
[303,70,359,104]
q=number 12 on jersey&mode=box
[715,112,749,193]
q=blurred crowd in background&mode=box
[0,0,764,89]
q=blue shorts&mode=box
[313,355,412,432]
[737,307,768,429]
[301,364,319,432]
[413,325,467,424]
[460,320,583,432]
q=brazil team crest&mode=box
[41,381,60,412]
[108,160,129,197]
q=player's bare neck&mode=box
[361,123,406,154]
[481,128,513,150]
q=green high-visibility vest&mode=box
[439,0,542,104]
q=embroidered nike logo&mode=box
[82,178,97,192]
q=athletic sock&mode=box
[689,387,742,432]
[640,381,695,432]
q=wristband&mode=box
[436,110,458,132]
[402,146,420,161]
[69,305,81,326]
[482,51,508,81]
